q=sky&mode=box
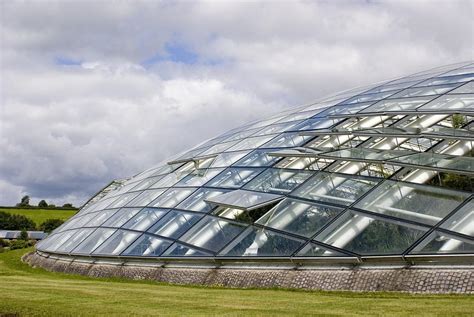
[0,0,473,207]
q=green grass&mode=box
[0,208,77,226]
[0,249,472,316]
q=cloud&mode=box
[0,0,472,206]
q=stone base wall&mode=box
[23,252,474,294]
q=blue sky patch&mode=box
[142,41,199,67]
[54,56,82,66]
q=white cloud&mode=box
[0,0,472,206]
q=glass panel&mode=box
[220,227,304,256]
[179,216,247,252]
[149,188,196,208]
[58,213,96,231]
[206,168,263,188]
[72,228,116,254]
[355,180,469,226]
[199,140,240,156]
[297,242,347,257]
[263,133,312,148]
[234,149,280,167]
[247,114,288,129]
[245,168,313,194]
[171,145,209,163]
[162,243,212,257]
[425,126,473,139]
[149,173,187,189]
[416,73,474,86]
[206,190,283,210]
[292,172,379,206]
[176,188,229,213]
[410,231,474,254]
[122,234,172,256]
[419,94,474,111]
[148,164,177,177]
[147,210,203,239]
[275,156,331,171]
[102,208,141,228]
[389,153,474,174]
[388,83,459,98]
[440,201,474,237]
[449,81,474,94]
[315,210,427,255]
[227,135,275,152]
[293,118,342,131]
[364,79,422,94]
[79,197,116,215]
[122,208,168,231]
[314,102,373,117]
[101,182,139,200]
[277,109,321,123]
[361,96,433,113]
[175,168,224,187]
[125,189,166,207]
[129,176,164,192]
[106,192,140,209]
[342,90,396,104]
[441,65,474,76]
[255,121,299,135]
[210,151,249,168]
[55,228,96,253]
[93,230,141,255]
[220,128,259,142]
[257,199,343,238]
[40,230,77,252]
[323,148,413,162]
[83,209,118,227]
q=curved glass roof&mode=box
[37,62,474,263]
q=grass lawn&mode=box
[0,208,77,226]
[0,249,472,316]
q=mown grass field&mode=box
[0,208,77,226]
[0,249,473,316]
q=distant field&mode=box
[0,249,473,316]
[0,208,77,226]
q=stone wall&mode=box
[23,252,474,294]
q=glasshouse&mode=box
[28,62,474,292]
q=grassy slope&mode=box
[0,249,473,316]
[0,208,77,226]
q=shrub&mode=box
[0,238,10,248]
[0,211,37,231]
[9,239,31,250]
[39,219,64,233]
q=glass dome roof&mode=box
[37,62,474,263]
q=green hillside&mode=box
[0,208,77,227]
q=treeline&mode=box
[0,211,63,233]
[15,195,77,209]
[0,212,63,253]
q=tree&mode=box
[62,203,74,208]
[19,229,29,241]
[39,219,64,233]
[17,195,30,207]
[0,211,36,231]
[38,200,48,208]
